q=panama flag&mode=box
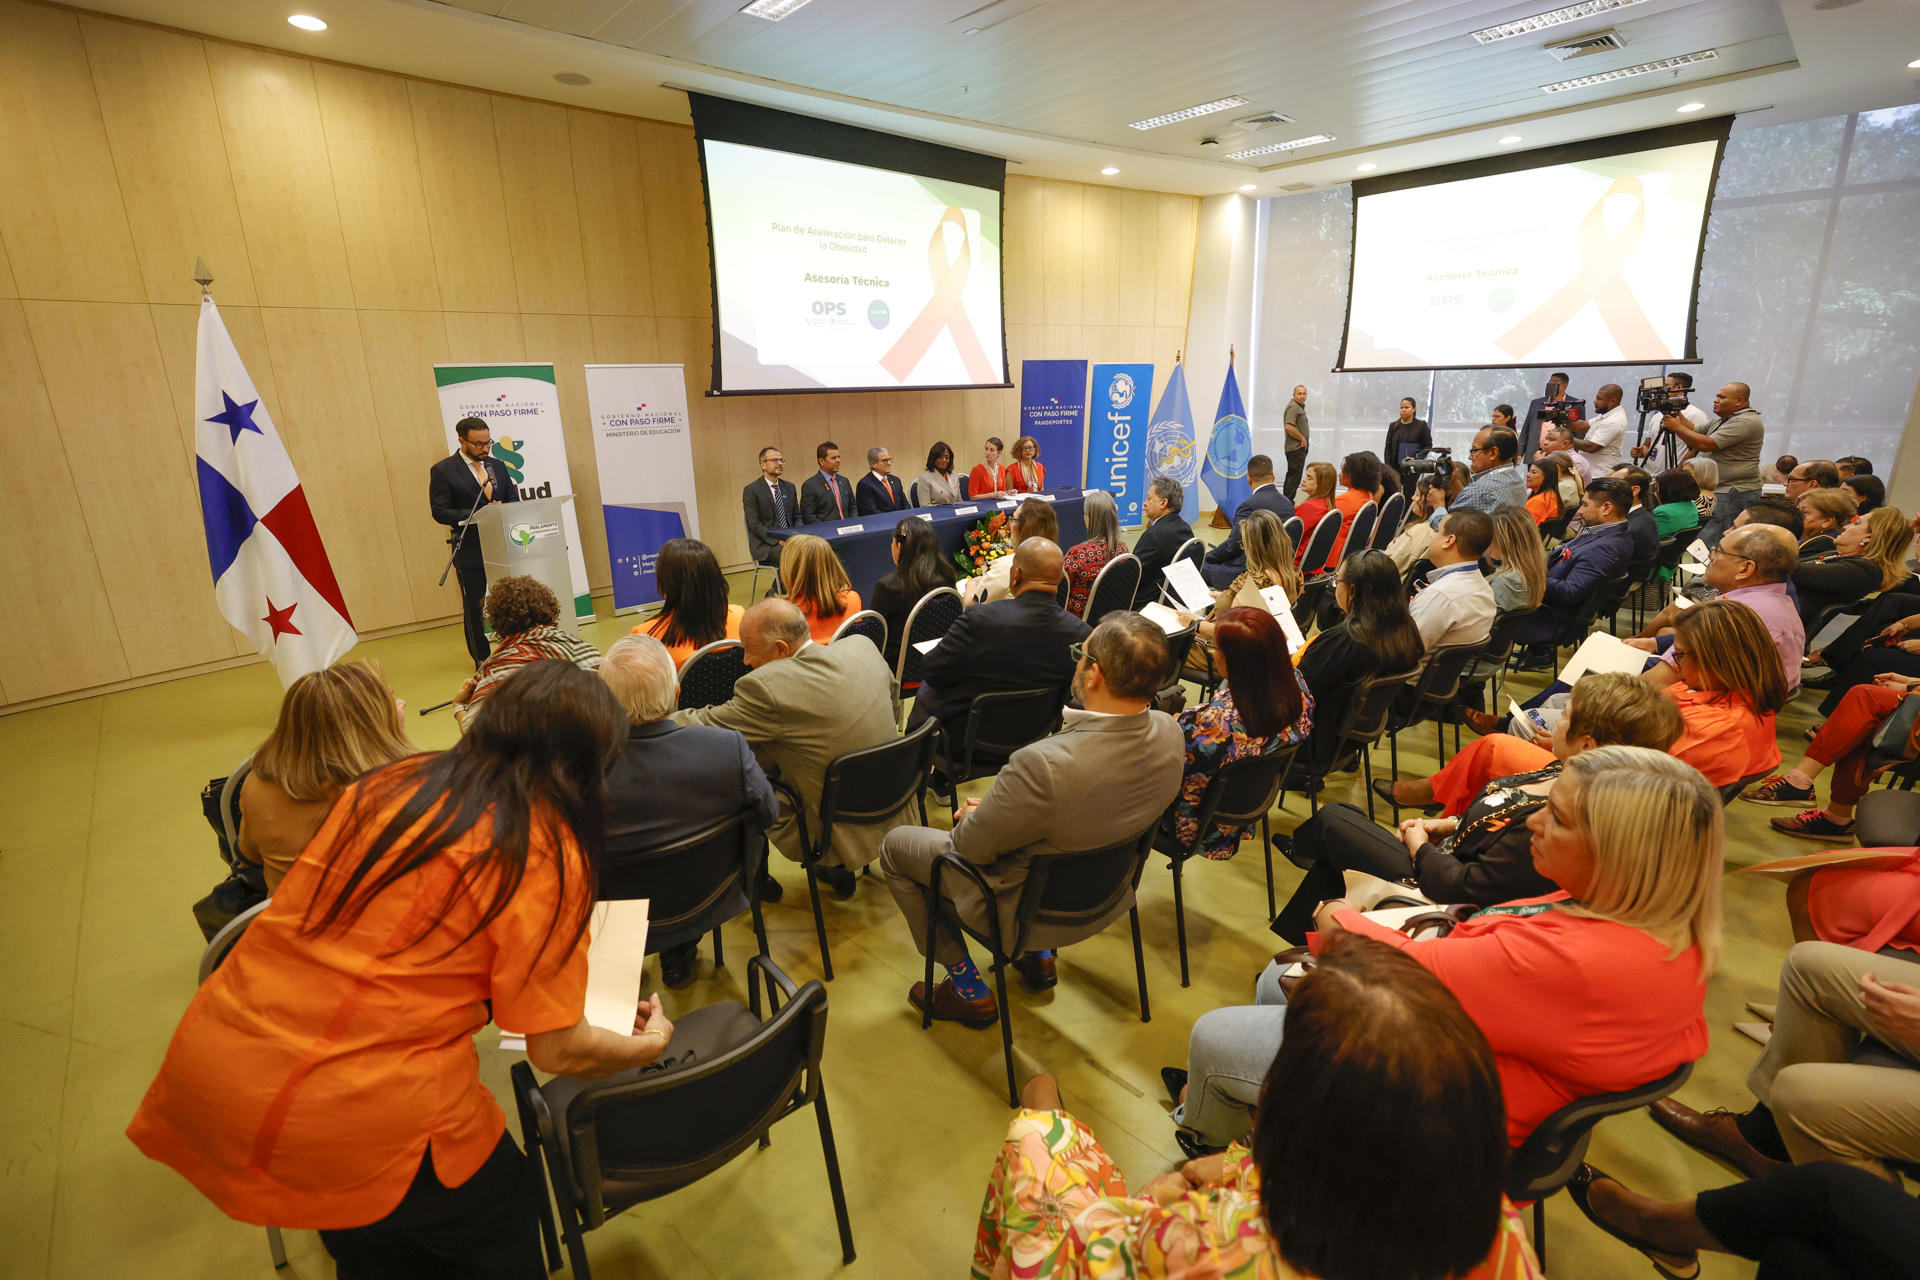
[1145,357,1199,522]
[1200,353,1253,516]
[195,298,356,686]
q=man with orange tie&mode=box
[429,415,520,665]
[856,446,910,515]
[799,440,857,525]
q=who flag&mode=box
[195,297,357,686]
[1200,358,1253,515]
[1145,359,1200,522]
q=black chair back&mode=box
[816,719,937,854]
[896,587,963,691]
[1010,827,1155,957]
[1368,491,1405,551]
[1281,515,1304,549]
[1653,533,1691,580]
[1056,577,1071,607]
[908,481,920,507]
[1339,666,1422,749]
[677,640,751,709]
[1507,1061,1693,1205]
[1409,641,1485,713]
[829,609,887,652]
[1338,501,1378,564]
[1187,749,1293,837]
[1718,769,1772,807]
[1160,625,1199,689]
[958,474,970,499]
[1172,536,1205,572]
[956,686,1065,776]
[198,899,270,983]
[1540,512,1572,543]
[1297,511,1343,577]
[1084,554,1141,625]
[598,810,767,950]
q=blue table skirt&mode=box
[773,489,1088,603]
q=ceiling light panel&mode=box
[1540,48,1717,92]
[1471,0,1648,45]
[1222,134,1334,159]
[740,0,816,19]
[1129,96,1251,130]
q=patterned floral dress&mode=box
[1166,678,1313,859]
[972,1109,1541,1280]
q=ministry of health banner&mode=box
[1086,363,1154,527]
[585,364,699,612]
[434,363,593,620]
[1018,359,1088,483]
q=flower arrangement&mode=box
[953,512,1013,579]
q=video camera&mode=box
[1400,445,1454,479]
[1637,374,1688,416]
[1536,403,1572,428]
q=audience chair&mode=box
[922,826,1156,1106]
[1539,511,1572,545]
[1538,580,1620,678]
[894,586,964,723]
[1155,626,1202,708]
[1507,1062,1694,1269]
[1290,514,1346,627]
[1152,747,1297,983]
[1452,608,1528,738]
[1367,491,1405,552]
[1082,554,1141,626]
[195,900,287,1269]
[1857,787,1920,846]
[1281,515,1304,549]
[958,474,970,500]
[829,608,887,653]
[1644,535,1691,620]
[1717,769,1774,808]
[933,687,1067,819]
[909,481,919,507]
[512,956,853,1280]
[1337,501,1378,566]
[778,718,938,981]
[1296,666,1422,819]
[598,810,771,974]
[677,640,751,710]
[1153,537,1205,609]
[1055,577,1072,608]
[1601,550,1665,635]
[1383,641,1485,785]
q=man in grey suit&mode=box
[675,599,901,899]
[881,612,1186,1026]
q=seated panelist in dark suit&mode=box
[1202,454,1297,588]
[855,446,910,516]
[799,439,857,525]
[429,415,520,666]
[910,539,1090,749]
[599,634,778,989]
[741,444,799,569]
[1132,474,1194,608]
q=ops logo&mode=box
[811,300,847,316]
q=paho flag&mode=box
[1086,363,1153,526]
[195,298,357,686]
[1145,358,1200,523]
[1201,356,1254,515]
[585,364,699,612]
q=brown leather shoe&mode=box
[909,978,1000,1029]
[1017,952,1057,991]
[1460,705,1501,736]
[1648,1099,1789,1180]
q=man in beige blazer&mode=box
[881,611,1186,1027]
[675,599,901,899]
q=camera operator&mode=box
[1636,380,1764,548]
[1567,382,1628,473]
[1429,425,1526,529]
[1519,373,1583,460]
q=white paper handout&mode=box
[1672,593,1695,610]
[1506,696,1540,742]
[499,898,651,1052]
[1557,631,1657,685]
[1161,557,1216,614]
[1256,584,1308,652]
[913,637,942,654]
[1687,538,1710,562]
[1138,601,1187,634]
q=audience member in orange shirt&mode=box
[1326,450,1384,562]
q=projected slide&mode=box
[1341,136,1722,370]
[704,140,1006,393]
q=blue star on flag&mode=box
[207,391,264,444]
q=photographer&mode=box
[1569,383,1628,473]
[1431,426,1526,529]
[1519,373,1583,460]
[1636,380,1764,548]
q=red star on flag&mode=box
[262,597,302,641]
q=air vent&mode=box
[1279,182,1314,192]
[1545,28,1626,60]
[1231,112,1297,133]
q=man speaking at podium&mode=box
[430,415,520,666]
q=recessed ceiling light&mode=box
[740,0,815,19]
[287,13,327,30]
[1100,166,1120,176]
[1542,48,1717,93]
[1129,96,1252,131]
[1677,101,1705,113]
[1499,135,1524,146]
[964,26,982,34]
[1238,183,1257,191]
[1222,134,1334,159]
[1908,57,1920,69]
[554,72,591,86]
[1356,163,1377,172]
[1471,0,1647,44]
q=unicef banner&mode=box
[1018,359,1088,481]
[1086,363,1153,527]
[584,364,699,613]
[434,363,593,620]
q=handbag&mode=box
[1868,692,1920,768]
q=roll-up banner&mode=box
[1086,363,1154,528]
[1018,359,1088,482]
[434,363,593,620]
[585,364,700,613]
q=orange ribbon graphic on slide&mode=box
[881,205,997,384]
[1496,175,1670,361]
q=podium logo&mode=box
[508,523,536,548]
[490,436,527,484]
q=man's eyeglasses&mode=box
[1708,547,1753,564]
[1069,641,1097,667]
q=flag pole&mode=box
[193,257,214,299]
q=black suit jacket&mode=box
[1132,513,1194,607]
[856,471,909,516]
[800,471,857,525]
[603,720,778,949]
[1205,484,1298,568]
[742,476,799,565]
[1519,395,1586,461]
[429,452,521,568]
[916,591,1090,730]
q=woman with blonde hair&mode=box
[1792,505,1914,629]
[1486,505,1548,614]
[778,533,861,642]
[1294,461,1338,542]
[1660,598,1789,786]
[239,661,416,893]
[1177,510,1300,680]
[1006,435,1046,493]
[1171,745,1719,1151]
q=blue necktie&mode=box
[773,484,787,527]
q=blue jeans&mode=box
[1700,487,1757,549]
[1170,962,1294,1146]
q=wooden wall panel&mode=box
[520,313,609,589]
[409,82,520,313]
[1002,177,1041,327]
[24,301,234,674]
[0,3,145,303]
[492,98,591,315]
[0,231,16,298]
[80,18,259,308]
[203,45,354,309]
[634,122,711,320]
[569,111,656,318]
[443,312,525,361]
[1117,190,1159,322]
[1155,195,1199,329]
[1040,182,1084,328]
[357,310,460,621]
[0,303,132,699]
[1080,186,1121,329]
[312,64,442,313]
[588,316,661,364]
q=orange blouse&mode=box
[800,587,862,643]
[127,768,591,1229]
[1526,491,1560,526]
[1007,460,1047,493]
[1668,685,1780,786]
[637,603,744,669]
